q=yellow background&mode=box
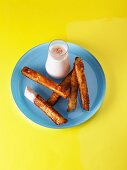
[0,0,127,169]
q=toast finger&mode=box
[25,86,67,125]
[21,66,70,98]
[67,66,78,112]
[75,57,89,111]
[47,70,72,106]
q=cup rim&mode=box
[48,39,69,58]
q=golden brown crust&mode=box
[67,66,78,112]
[34,95,67,125]
[75,57,89,111]
[47,70,72,106]
[21,66,70,99]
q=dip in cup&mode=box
[45,40,70,79]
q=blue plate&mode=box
[11,42,106,128]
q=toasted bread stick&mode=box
[67,66,78,112]
[25,86,67,125]
[21,66,69,98]
[75,57,89,111]
[47,70,72,106]
[35,95,67,125]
